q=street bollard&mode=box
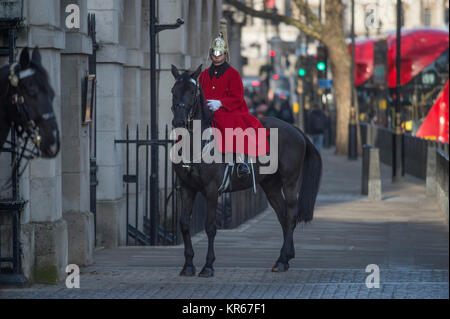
[362,145,382,200]
[426,143,437,196]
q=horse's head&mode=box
[170,64,202,128]
[4,47,60,158]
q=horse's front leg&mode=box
[180,186,197,276]
[199,192,218,278]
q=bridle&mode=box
[172,78,203,133]
[171,75,217,171]
[1,62,56,189]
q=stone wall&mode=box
[0,0,224,284]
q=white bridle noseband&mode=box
[8,62,36,87]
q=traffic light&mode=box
[297,55,309,78]
[298,67,306,77]
[317,61,326,71]
[316,45,328,79]
[270,50,276,74]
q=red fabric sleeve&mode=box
[220,70,246,111]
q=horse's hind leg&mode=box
[199,193,218,278]
[272,180,299,272]
[180,186,197,276]
[261,179,287,239]
[261,178,295,272]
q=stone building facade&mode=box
[0,0,223,284]
[343,0,449,37]
[240,0,304,78]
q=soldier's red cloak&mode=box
[199,63,269,157]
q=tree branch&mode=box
[293,0,323,32]
[224,0,323,41]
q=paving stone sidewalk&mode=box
[1,148,448,299]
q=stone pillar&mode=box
[158,0,190,199]
[362,145,382,201]
[17,0,68,284]
[88,0,126,248]
[120,0,145,235]
[60,0,94,266]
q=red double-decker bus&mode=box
[350,28,449,137]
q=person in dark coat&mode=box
[277,99,295,124]
[307,105,328,153]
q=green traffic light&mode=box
[298,68,306,77]
[317,62,326,71]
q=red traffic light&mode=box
[270,50,276,57]
[272,74,280,80]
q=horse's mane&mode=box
[179,71,211,126]
[0,65,10,100]
[0,61,55,101]
[29,61,55,101]
[198,85,211,126]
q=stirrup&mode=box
[237,162,250,178]
[218,163,234,195]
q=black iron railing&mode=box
[0,20,27,287]
[361,122,449,180]
[115,125,268,246]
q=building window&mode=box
[424,7,431,26]
[285,0,292,17]
[445,1,449,28]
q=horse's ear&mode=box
[171,64,180,79]
[191,64,203,80]
[31,47,42,65]
[19,48,30,69]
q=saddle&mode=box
[217,159,257,195]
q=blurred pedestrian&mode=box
[277,99,295,124]
[266,99,280,118]
[256,99,268,118]
[248,93,260,116]
[307,104,328,153]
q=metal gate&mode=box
[88,13,98,245]
[0,18,27,286]
[115,126,233,246]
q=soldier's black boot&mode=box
[236,154,250,178]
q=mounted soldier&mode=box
[169,28,322,277]
[199,32,270,177]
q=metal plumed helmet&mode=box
[209,32,230,62]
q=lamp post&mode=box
[149,0,184,245]
[392,0,404,183]
[348,0,357,160]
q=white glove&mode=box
[207,99,222,112]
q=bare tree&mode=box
[225,0,356,155]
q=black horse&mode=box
[170,65,322,277]
[0,47,59,160]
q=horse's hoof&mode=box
[272,262,289,273]
[180,265,196,277]
[198,267,214,278]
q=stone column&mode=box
[88,0,127,248]
[157,0,190,201]
[120,0,145,236]
[60,0,94,266]
[17,0,68,284]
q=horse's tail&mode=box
[297,133,322,223]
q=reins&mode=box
[0,62,55,191]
